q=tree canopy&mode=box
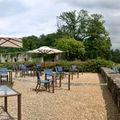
[111,49,120,63]
[54,35,85,60]
[22,35,39,50]
[57,9,112,59]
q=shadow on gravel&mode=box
[0,106,16,120]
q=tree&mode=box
[111,49,120,63]
[54,35,85,60]
[22,35,39,50]
[57,10,90,41]
[84,14,111,59]
[38,32,66,47]
[57,10,112,59]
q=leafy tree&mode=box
[111,49,120,63]
[57,10,90,41]
[84,14,111,59]
[57,10,112,59]
[22,33,66,51]
[0,47,24,54]
[22,35,39,50]
[38,32,66,47]
[38,33,57,47]
[54,35,85,60]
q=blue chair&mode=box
[55,65,71,90]
[55,65,66,87]
[44,69,54,93]
[55,65,64,74]
[19,64,29,77]
[13,64,19,77]
[36,64,41,71]
[36,64,42,75]
[112,64,119,74]
[35,69,54,93]
[70,64,79,80]
[45,68,53,79]
[0,67,8,82]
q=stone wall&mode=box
[101,67,120,112]
[0,53,31,63]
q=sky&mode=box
[0,0,120,49]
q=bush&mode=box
[0,58,114,72]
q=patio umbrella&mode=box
[0,37,22,48]
[27,46,63,66]
[27,46,63,54]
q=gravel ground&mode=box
[0,73,119,120]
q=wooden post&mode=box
[18,94,21,120]
[77,71,79,78]
[59,74,62,87]
[68,73,70,90]
[4,97,7,112]
[71,72,73,80]
[52,75,54,93]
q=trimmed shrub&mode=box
[0,58,114,72]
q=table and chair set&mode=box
[0,63,80,119]
[35,64,80,93]
[12,63,79,93]
[0,66,21,120]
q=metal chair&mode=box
[19,64,29,77]
[55,65,64,86]
[36,64,42,72]
[55,65,71,90]
[36,64,42,76]
[0,67,8,82]
[112,64,119,74]
[70,64,79,80]
[35,69,54,93]
[44,68,54,93]
[13,64,19,77]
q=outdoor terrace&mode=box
[0,72,120,120]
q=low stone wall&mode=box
[101,67,120,112]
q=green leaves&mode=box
[57,9,112,60]
[54,35,85,60]
[22,35,39,50]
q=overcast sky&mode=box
[0,0,120,49]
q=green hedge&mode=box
[0,58,113,72]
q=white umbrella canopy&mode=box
[48,48,63,54]
[27,46,63,67]
[27,46,63,54]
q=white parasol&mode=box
[27,46,63,54]
[27,46,63,67]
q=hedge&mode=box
[0,58,113,72]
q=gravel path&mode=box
[0,73,119,120]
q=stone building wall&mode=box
[0,53,31,63]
